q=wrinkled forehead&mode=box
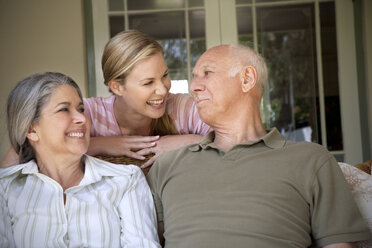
[193,47,232,72]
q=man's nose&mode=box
[190,77,204,93]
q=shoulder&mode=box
[271,140,338,183]
[167,93,192,101]
[283,140,334,165]
[0,161,35,179]
[148,143,197,177]
[85,155,143,179]
[0,160,36,194]
[83,95,115,108]
[167,93,193,108]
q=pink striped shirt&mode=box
[83,93,210,137]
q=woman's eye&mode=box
[78,107,85,113]
[144,81,153,86]
[58,108,69,112]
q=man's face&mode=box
[190,46,241,126]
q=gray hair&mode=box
[228,44,268,91]
[7,72,82,164]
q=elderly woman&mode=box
[0,72,160,248]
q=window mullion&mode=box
[315,0,328,148]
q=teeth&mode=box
[67,132,84,137]
[147,99,164,105]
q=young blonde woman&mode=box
[1,30,210,169]
[84,30,210,167]
[0,72,160,247]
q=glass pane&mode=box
[109,0,124,11]
[129,12,187,81]
[109,15,125,37]
[256,0,297,3]
[236,0,252,4]
[189,10,206,68]
[188,0,204,7]
[257,4,319,143]
[236,7,254,48]
[320,2,343,151]
[128,0,185,10]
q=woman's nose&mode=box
[155,81,168,95]
[73,110,86,124]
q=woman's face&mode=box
[116,52,171,119]
[29,85,90,159]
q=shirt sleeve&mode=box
[167,94,210,135]
[83,98,95,137]
[118,167,161,248]
[310,157,372,246]
[0,183,16,248]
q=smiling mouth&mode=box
[147,99,164,106]
[66,132,85,138]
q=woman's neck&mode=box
[113,96,152,135]
[36,155,85,191]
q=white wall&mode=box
[0,0,87,160]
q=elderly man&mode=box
[147,44,371,248]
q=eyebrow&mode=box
[139,69,168,82]
[203,65,216,70]
[55,101,83,108]
[192,65,216,76]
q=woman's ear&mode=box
[26,125,39,142]
[241,66,258,93]
[108,80,124,96]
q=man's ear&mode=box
[241,66,258,93]
[26,125,39,142]
[108,80,124,96]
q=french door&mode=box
[89,0,363,163]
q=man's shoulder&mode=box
[282,140,335,168]
[159,143,198,164]
[149,143,198,175]
[285,140,331,155]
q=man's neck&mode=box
[212,111,266,152]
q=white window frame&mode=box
[90,0,363,164]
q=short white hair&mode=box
[228,44,268,91]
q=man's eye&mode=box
[205,71,212,76]
[162,73,169,78]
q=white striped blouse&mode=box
[0,155,161,248]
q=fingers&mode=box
[141,156,157,168]
[129,141,157,150]
[136,147,156,156]
[122,150,146,160]
[124,135,160,142]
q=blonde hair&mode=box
[102,30,178,135]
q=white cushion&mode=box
[338,162,372,247]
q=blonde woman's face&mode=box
[118,52,171,119]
